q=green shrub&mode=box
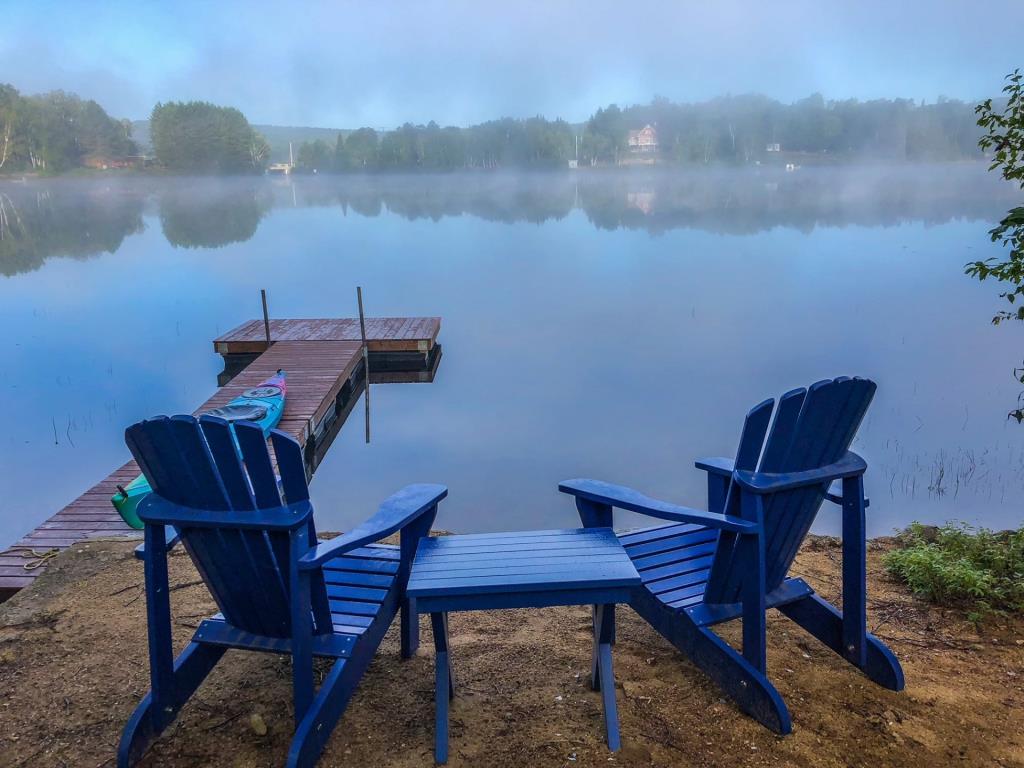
[883,522,1024,615]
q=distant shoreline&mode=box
[0,157,995,182]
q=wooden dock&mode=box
[213,317,441,384]
[0,318,441,601]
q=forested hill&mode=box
[130,120,347,163]
[136,93,991,173]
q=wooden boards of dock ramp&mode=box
[0,317,441,602]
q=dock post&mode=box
[357,286,370,443]
[261,289,271,346]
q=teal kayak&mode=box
[112,369,287,528]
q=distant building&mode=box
[627,124,658,153]
[766,143,781,152]
[82,154,145,170]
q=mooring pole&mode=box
[261,289,271,346]
[357,286,370,443]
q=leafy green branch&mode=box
[967,70,1024,420]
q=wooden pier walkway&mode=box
[0,318,441,601]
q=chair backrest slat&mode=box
[762,378,874,590]
[269,430,333,626]
[703,398,774,601]
[199,416,256,511]
[125,416,331,638]
[201,419,291,635]
[235,422,283,508]
[703,378,875,606]
[272,430,310,504]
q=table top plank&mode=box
[407,528,641,604]
[410,553,629,574]
[412,546,628,565]
[421,528,615,543]
[412,538,620,557]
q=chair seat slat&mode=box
[630,540,719,572]
[622,527,718,558]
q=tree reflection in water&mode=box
[0,164,1018,275]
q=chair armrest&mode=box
[299,484,448,570]
[733,451,867,494]
[694,456,734,477]
[138,495,314,530]
[559,479,759,533]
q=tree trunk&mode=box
[0,121,11,171]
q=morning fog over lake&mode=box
[1,164,1021,548]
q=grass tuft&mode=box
[883,521,1024,618]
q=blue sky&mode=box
[2,1,1021,127]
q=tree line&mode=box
[0,84,135,173]
[294,94,989,173]
[0,82,998,176]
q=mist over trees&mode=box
[150,101,269,173]
[293,94,988,173]
[0,84,135,173]
[0,83,995,176]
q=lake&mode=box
[1,164,1022,548]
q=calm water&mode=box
[1,165,1022,547]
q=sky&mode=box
[1,1,1021,128]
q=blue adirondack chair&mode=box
[560,377,904,733]
[117,414,447,767]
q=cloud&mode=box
[0,0,1020,126]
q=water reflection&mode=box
[0,184,143,276]
[159,184,272,249]
[0,165,1022,548]
[0,165,1017,275]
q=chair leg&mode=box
[117,642,225,768]
[286,656,363,768]
[630,590,792,734]
[399,512,436,660]
[776,475,905,691]
[779,593,905,691]
[841,475,868,667]
[288,585,407,768]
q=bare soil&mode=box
[0,535,1021,768]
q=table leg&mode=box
[402,596,419,659]
[431,612,454,763]
[590,604,616,689]
[592,604,621,751]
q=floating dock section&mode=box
[0,317,441,601]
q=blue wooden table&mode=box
[406,528,642,763]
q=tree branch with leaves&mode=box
[968,69,1024,420]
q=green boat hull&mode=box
[112,475,151,529]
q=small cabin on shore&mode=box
[82,155,146,170]
[628,124,658,153]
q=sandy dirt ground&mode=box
[0,535,1021,768]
